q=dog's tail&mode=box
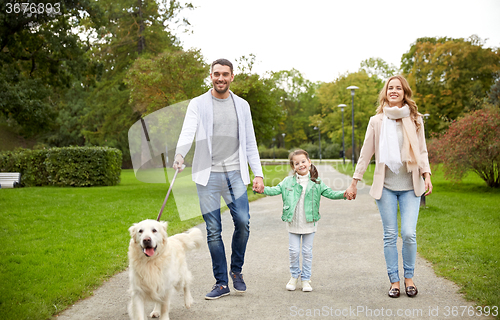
[172,227,204,251]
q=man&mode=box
[174,58,264,300]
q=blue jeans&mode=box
[376,188,421,283]
[289,232,315,281]
[196,170,250,286]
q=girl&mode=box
[260,149,347,292]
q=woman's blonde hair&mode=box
[376,75,421,131]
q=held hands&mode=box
[252,176,264,194]
[345,180,358,200]
[343,190,351,200]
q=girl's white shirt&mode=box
[287,173,317,234]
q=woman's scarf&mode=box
[379,105,423,174]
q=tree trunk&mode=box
[137,0,145,54]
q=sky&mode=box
[177,0,500,83]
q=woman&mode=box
[345,75,433,298]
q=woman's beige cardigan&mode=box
[353,113,431,200]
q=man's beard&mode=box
[214,82,229,94]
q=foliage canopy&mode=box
[316,71,383,157]
[431,105,500,188]
[401,35,500,134]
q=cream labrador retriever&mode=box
[128,219,203,320]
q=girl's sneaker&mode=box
[286,277,299,291]
[302,280,313,292]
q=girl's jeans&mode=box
[289,232,315,281]
[196,170,250,286]
[376,188,421,283]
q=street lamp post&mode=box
[314,123,322,163]
[338,104,347,165]
[282,133,286,150]
[346,86,359,169]
[420,113,430,208]
[272,137,276,160]
[423,113,430,139]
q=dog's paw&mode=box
[150,310,160,318]
[184,293,193,309]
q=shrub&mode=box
[0,149,50,186]
[0,147,122,187]
[433,106,500,187]
[259,147,289,159]
[298,143,319,159]
[323,143,342,159]
[46,147,122,187]
[294,142,341,159]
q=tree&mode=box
[316,71,383,157]
[360,57,398,81]
[432,105,500,188]
[87,0,192,81]
[222,55,281,144]
[80,0,195,166]
[0,0,103,86]
[47,82,90,147]
[269,69,321,149]
[401,35,500,134]
[488,80,500,107]
[0,0,103,136]
[124,50,208,115]
[231,72,283,145]
[0,65,53,135]
[81,78,138,167]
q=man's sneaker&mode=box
[286,277,299,291]
[205,284,230,300]
[230,271,246,292]
[302,280,313,292]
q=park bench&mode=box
[0,172,21,188]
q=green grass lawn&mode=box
[335,163,500,313]
[417,167,500,312]
[0,165,288,320]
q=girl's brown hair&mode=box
[288,149,319,183]
[376,75,422,131]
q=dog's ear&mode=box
[160,221,168,241]
[129,224,138,241]
[160,221,168,232]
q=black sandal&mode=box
[405,281,418,297]
[388,285,400,298]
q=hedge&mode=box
[0,147,122,187]
[258,143,343,160]
[0,149,50,186]
[299,143,342,160]
[259,147,290,159]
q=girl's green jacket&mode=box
[263,175,345,223]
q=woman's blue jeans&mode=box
[196,170,250,286]
[376,188,421,283]
[289,232,315,281]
